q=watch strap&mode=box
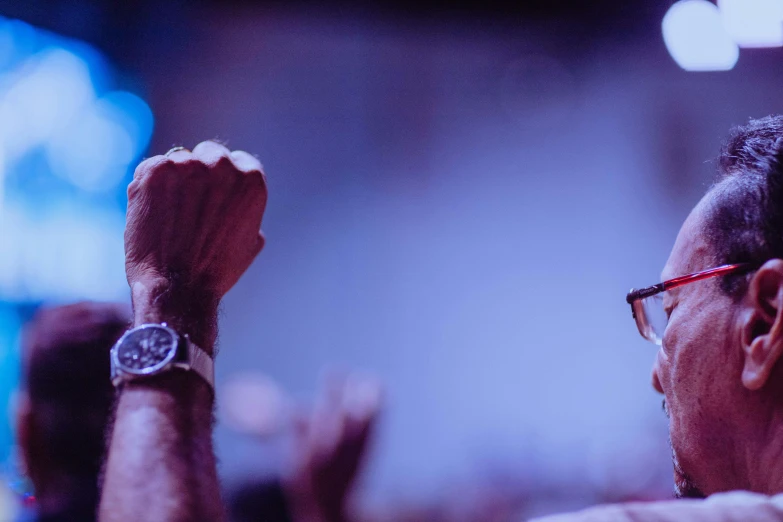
[172,336,214,392]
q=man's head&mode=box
[653,115,783,498]
[17,302,129,514]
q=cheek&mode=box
[662,296,731,399]
[665,305,738,409]
[664,322,702,429]
[660,299,741,487]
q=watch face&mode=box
[115,325,178,374]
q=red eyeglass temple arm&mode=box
[626,263,754,304]
[662,263,752,291]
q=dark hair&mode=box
[707,115,783,296]
[22,302,130,480]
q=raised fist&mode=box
[124,141,267,303]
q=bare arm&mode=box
[99,289,220,521]
[99,141,267,522]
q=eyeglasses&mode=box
[626,263,756,345]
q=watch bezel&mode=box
[111,323,180,376]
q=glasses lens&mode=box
[633,294,667,345]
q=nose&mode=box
[651,354,664,395]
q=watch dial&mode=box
[116,327,177,372]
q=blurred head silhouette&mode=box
[16,302,129,521]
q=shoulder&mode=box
[529,491,783,522]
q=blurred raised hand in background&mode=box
[225,372,382,522]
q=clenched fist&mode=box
[124,140,267,348]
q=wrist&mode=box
[120,370,215,408]
[130,279,219,354]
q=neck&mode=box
[750,437,783,495]
[738,390,783,495]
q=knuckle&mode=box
[147,156,204,181]
[178,157,205,172]
[194,139,231,158]
[214,153,235,169]
[127,179,141,198]
[255,233,266,253]
[133,155,168,179]
[243,168,266,187]
[196,151,234,172]
[232,150,264,170]
[155,157,177,172]
[243,165,267,187]
[243,164,266,179]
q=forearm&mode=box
[99,285,223,521]
[101,374,221,521]
[102,140,267,521]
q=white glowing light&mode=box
[0,147,5,215]
[46,92,153,192]
[46,99,134,192]
[0,203,128,301]
[0,18,155,302]
[101,91,154,152]
[719,0,783,48]
[0,49,94,160]
[663,0,740,71]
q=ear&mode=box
[741,259,783,390]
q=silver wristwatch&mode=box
[110,323,214,392]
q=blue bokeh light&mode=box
[0,16,154,303]
[0,15,154,489]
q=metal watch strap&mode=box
[173,337,215,391]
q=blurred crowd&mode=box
[2,301,665,522]
[6,0,783,520]
[5,300,380,522]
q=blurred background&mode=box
[1,0,783,519]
